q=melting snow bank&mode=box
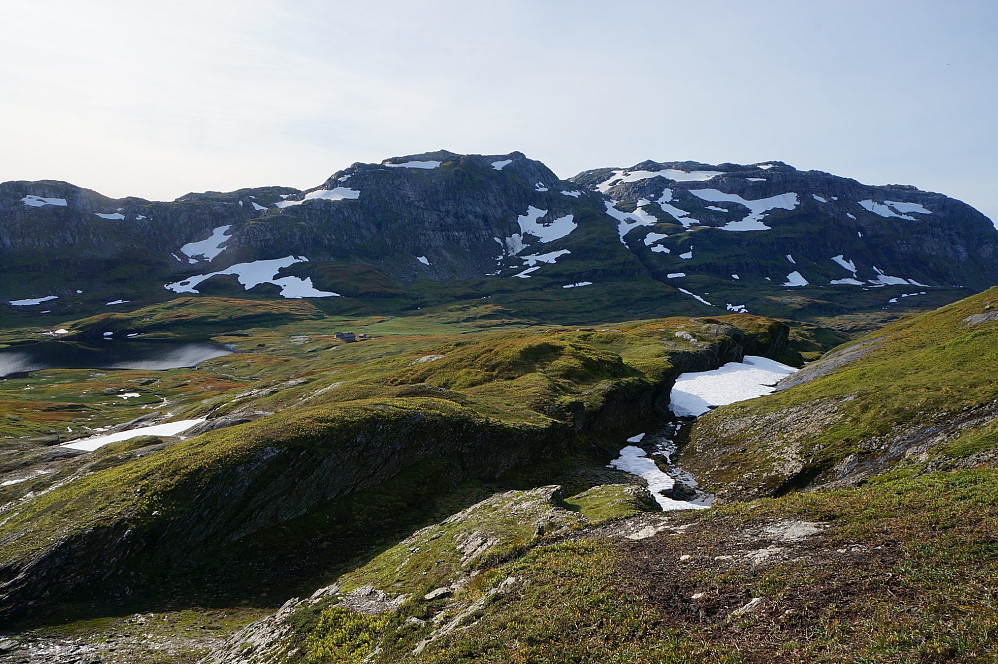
[611,356,797,510]
[609,432,712,511]
[670,355,797,417]
[62,418,206,452]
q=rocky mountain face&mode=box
[2,151,996,321]
[576,160,998,290]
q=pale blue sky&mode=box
[2,1,996,225]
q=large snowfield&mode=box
[669,355,798,417]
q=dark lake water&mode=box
[0,341,233,378]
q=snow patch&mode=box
[275,187,360,207]
[679,248,693,259]
[416,256,430,266]
[165,256,340,298]
[858,199,929,221]
[605,200,661,242]
[690,190,799,231]
[22,195,67,207]
[669,356,797,417]
[786,254,796,264]
[181,225,232,262]
[596,168,722,193]
[560,190,582,198]
[520,249,570,266]
[885,200,931,215]
[830,278,864,286]
[9,296,58,306]
[609,446,708,511]
[677,288,712,306]
[667,272,686,279]
[383,160,441,169]
[95,212,125,220]
[534,182,549,192]
[831,254,857,275]
[517,208,575,244]
[491,159,513,170]
[106,300,128,306]
[562,281,592,289]
[782,271,808,287]
[812,194,828,203]
[869,265,912,287]
[251,201,267,211]
[62,418,206,452]
[726,303,748,313]
[651,246,670,254]
[644,232,668,246]
[655,189,700,228]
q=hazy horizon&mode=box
[3,1,996,225]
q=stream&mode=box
[609,355,797,511]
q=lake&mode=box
[0,340,233,378]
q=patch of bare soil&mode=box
[614,517,908,661]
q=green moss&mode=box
[937,420,998,459]
[561,484,654,524]
[306,606,392,663]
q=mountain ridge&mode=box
[3,150,997,325]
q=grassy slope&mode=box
[272,290,998,664]
[371,467,997,664]
[1,298,814,622]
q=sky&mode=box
[2,0,996,224]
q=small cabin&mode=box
[334,331,357,342]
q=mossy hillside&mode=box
[0,399,551,561]
[56,297,324,341]
[0,309,808,444]
[0,299,520,441]
[0,313,808,618]
[294,467,998,664]
[0,364,252,441]
[681,286,998,498]
[247,482,655,664]
[0,315,760,548]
